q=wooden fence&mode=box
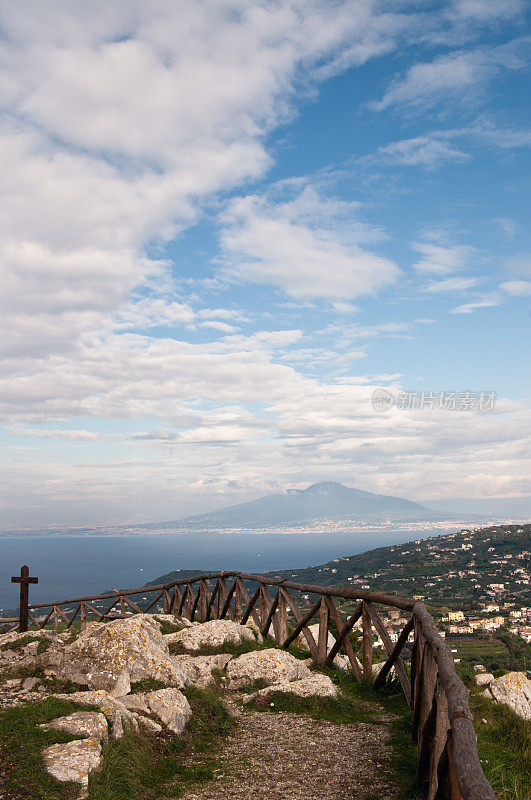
[0,570,495,800]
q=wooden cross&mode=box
[11,565,38,633]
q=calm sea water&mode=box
[0,529,442,612]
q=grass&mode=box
[88,685,234,800]
[153,617,186,635]
[0,697,99,800]
[1,664,86,694]
[469,687,531,800]
[1,635,50,654]
[130,678,167,694]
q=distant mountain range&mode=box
[145,482,459,529]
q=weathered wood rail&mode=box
[0,570,495,800]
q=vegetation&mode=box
[0,697,98,799]
[130,678,168,694]
[261,524,530,610]
[451,631,531,675]
[0,634,49,654]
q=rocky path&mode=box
[173,700,397,800]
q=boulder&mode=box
[39,711,108,740]
[53,690,139,738]
[22,677,40,691]
[153,614,194,630]
[225,648,312,690]
[475,673,495,687]
[122,688,192,734]
[247,674,338,703]
[44,615,187,692]
[172,653,233,688]
[164,619,258,653]
[42,737,102,793]
[165,619,258,652]
[488,672,531,721]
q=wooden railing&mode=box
[0,571,495,800]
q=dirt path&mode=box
[175,700,398,800]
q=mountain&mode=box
[171,482,453,529]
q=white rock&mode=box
[40,711,108,741]
[247,674,338,702]
[133,713,163,733]
[165,619,257,652]
[42,737,102,792]
[22,677,40,691]
[123,688,192,734]
[473,664,486,673]
[153,614,193,629]
[489,672,531,720]
[475,673,495,687]
[110,669,131,698]
[172,653,233,688]
[53,690,139,738]
[225,648,312,690]
[22,641,40,657]
[44,615,187,691]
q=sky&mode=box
[0,0,530,528]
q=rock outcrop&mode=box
[246,673,338,703]
[226,648,312,690]
[485,671,531,720]
[39,711,108,740]
[42,737,103,796]
[53,690,140,738]
[474,673,494,687]
[173,653,233,687]
[44,615,187,693]
[122,688,192,733]
[165,619,258,653]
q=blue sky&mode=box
[0,0,529,527]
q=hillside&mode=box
[150,482,454,529]
[264,524,530,610]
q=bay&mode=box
[0,528,443,613]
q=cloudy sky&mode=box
[1,0,529,528]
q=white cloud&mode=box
[220,187,399,299]
[12,428,101,441]
[423,277,482,293]
[371,134,469,169]
[500,280,531,296]
[372,39,528,112]
[447,0,525,22]
[450,292,502,313]
[412,242,477,275]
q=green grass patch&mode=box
[154,618,186,635]
[1,635,50,654]
[1,665,86,694]
[129,678,167,694]
[88,685,234,800]
[0,697,99,799]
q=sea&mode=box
[0,528,446,613]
